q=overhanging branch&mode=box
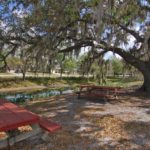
[58,40,94,53]
[119,24,144,43]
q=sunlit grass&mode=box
[0,76,143,90]
[105,77,143,88]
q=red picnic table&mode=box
[77,84,125,99]
[0,99,61,149]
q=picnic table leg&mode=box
[0,138,9,149]
[77,87,82,99]
[0,124,42,148]
[41,131,50,142]
[9,125,41,146]
[40,130,55,149]
[0,130,18,149]
[77,92,80,99]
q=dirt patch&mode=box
[1,91,150,150]
[92,115,129,140]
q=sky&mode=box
[80,47,122,60]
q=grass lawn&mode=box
[0,76,143,91]
[105,77,143,88]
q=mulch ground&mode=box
[1,91,150,150]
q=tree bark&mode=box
[22,71,26,81]
[48,59,52,77]
[139,69,150,92]
[104,46,150,92]
[60,67,63,79]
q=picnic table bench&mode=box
[0,99,61,149]
[76,84,125,100]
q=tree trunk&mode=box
[22,71,26,81]
[48,68,51,78]
[126,63,150,92]
[139,70,150,92]
[108,47,150,93]
[48,59,52,77]
[59,63,63,79]
[87,73,89,83]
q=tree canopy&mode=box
[0,0,150,91]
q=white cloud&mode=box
[104,51,122,60]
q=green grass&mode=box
[0,78,37,88]
[105,77,143,88]
[0,76,143,90]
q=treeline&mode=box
[5,53,142,84]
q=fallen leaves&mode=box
[92,115,129,140]
[18,125,32,133]
[0,132,7,139]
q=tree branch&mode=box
[119,24,144,43]
[58,40,94,53]
[95,41,147,73]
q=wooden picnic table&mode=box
[0,99,61,149]
[77,85,125,99]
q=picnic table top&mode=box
[0,99,39,132]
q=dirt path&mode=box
[1,92,150,150]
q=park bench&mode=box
[0,99,61,149]
[39,118,61,132]
[76,85,125,100]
